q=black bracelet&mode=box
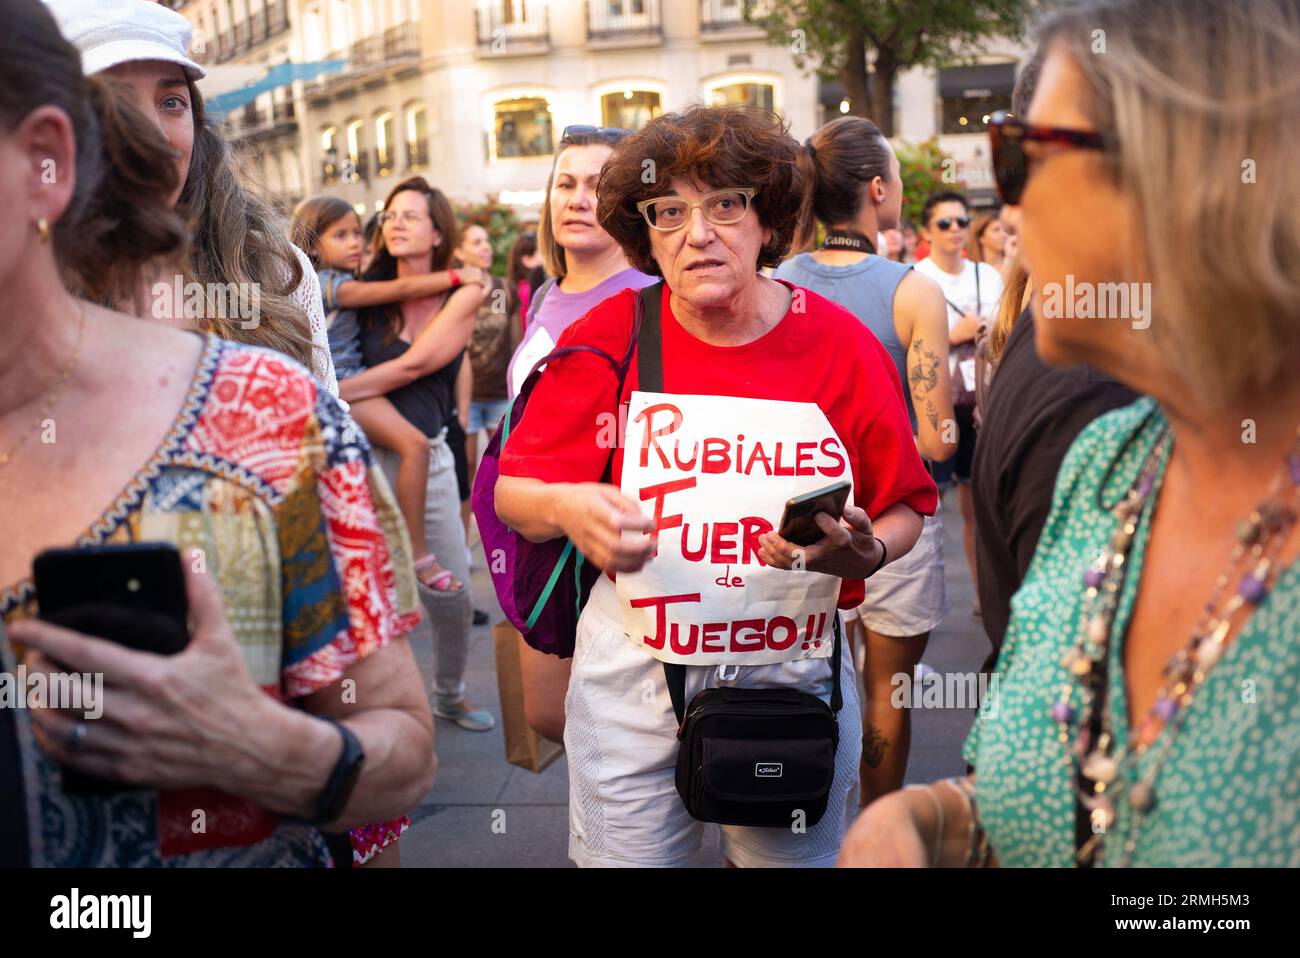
[866,536,888,577]
[305,716,366,826]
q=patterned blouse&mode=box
[1,335,421,867]
[964,398,1300,866]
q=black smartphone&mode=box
[32,543,191,796]
[777,480,853,547]
[33,543,190,654]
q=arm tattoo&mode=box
[923,397,939,431]
[909,336,942,430]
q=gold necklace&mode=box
[0,303,87,467]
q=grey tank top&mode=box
[772,253,916,431]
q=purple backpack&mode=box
[470,285,653,657]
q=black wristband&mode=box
[866,536,888,577]
[306,715,365,826]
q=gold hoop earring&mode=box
[37,218,50,243]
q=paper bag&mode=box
[492,621,564,773]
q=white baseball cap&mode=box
[45,0,206,81]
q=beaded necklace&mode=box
[1053,419,1300,867]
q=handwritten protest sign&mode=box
[616,390,852,665]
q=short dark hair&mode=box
[920,190,969,226]
[597,104,805,276]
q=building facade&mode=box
[177,1,1026,219]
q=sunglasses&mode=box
[932,216,971,231]
[988,110,1107,205]
[560,124,632,146]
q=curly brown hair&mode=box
[596,105,805,277]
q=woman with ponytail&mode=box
[0,0,433,868]
[48,0,337,395]
[774,116,957,805]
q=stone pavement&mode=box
[397,489,990,867]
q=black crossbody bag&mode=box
[635,285,844,829]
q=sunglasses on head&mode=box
[932,216,971,231]
[560,124,632,146]
[988,110,1107,205]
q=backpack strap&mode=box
[502,285,656,633]
[525,276,557,327]
[640,282,843,725]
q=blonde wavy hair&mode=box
[176,79,314,368]
[1038,0,1300,409]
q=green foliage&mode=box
[747,0,1040,133]
[749,0,1039,70]
[454,195,525,278]
[895,138,963,225]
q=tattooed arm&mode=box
[894,271,958,462]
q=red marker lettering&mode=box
[795,441,817,476]
[817,437,847,477]
[630,593,700,650]
[634,402,684,468]
[700,437,730,474]
[669,622,699,656]
[639,476,695,552]
[709,521,739,565]
[681,523,707,562]
[773,442,795,477]
[767,615,799,651]
[739,516,773,565]
[699,622,726,654]
[730,619,766,653]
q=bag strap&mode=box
[526,276,557,327]
[0,619,31,865]
[636,281,843,724]
[636,282,664,391]
[506,287,652,634]
[662,615,844,725]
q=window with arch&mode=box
[345,118,367,182]
[600,89,661,130]
[492,96,553,160]
[706,79,776,113]
[375,111,395,177]
[320,125,339,185]
[405,103,429,169]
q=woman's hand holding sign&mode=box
[758,504,884,579]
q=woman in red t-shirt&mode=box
[495,105,937,868]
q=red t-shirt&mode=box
[498,282,938,608]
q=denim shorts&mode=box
[467,397,511,435]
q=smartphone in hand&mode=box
[34,543,190,654]
[32,542,191,794]
[777,480,852,547]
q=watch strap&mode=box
[308,715,365,826]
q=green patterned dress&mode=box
[964,397,1300,867]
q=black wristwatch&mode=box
[307,716,365,826]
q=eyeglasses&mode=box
[378,210,430,228]
[636,188,757,232]
[560,125,632,146]
[988,110,1107,205]
[932,216,972,231]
